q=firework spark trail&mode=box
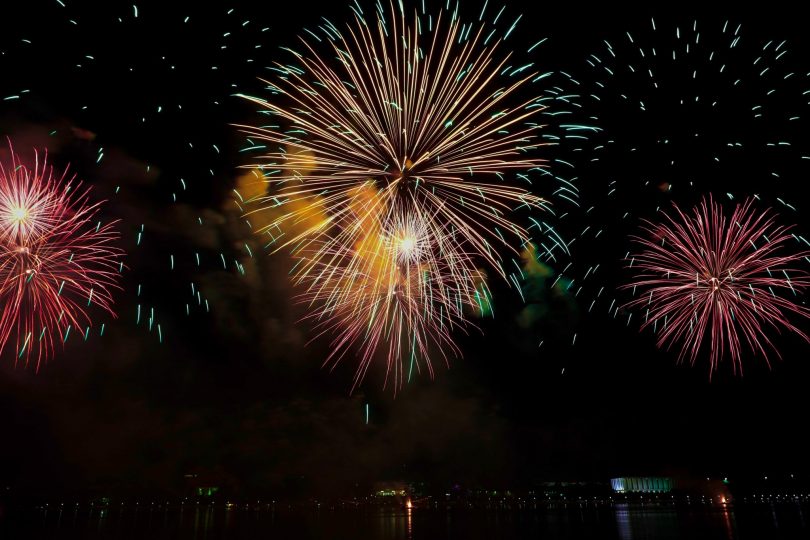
[623,196,810,374]
[0,147,124,369]
[2,3,286,345]
[297,199,488,392]
[581,18,810,187]
[237,1,555,268]
[235,1,562,388]
[550,17,810,340]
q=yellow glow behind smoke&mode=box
[233,168,267,203]
[233,168,329,240]
[520,243,553,278]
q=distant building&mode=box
[183,473,224,499]
[195,486,220,497]
[610,477,673,493]
[372,481,410,498]
[536,480,612,499]
[371,481,414,507]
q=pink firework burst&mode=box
[0,146,124,369]
[623,196,810,374]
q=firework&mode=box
[0,147,124,369]
[296,198,489,392]
[549,18,810,341]
[581,19,810,190]
[237,2,553,271]
[2,3,286,343]
[236,1,560,386]
[623,196,810,374]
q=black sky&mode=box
[1,0,809,497]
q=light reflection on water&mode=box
[611,502,808,540]
[375,508,412,540]
[614,504,684,540]
[2,503,809,539]
[720,504,737,540]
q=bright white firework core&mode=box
[9,205,29,223]
[399,236,417,255]
[393,227,424,266]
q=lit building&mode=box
[372,481,410,498]
[183,472,225,499]
[610,477,673,493]
[371,481,416,508]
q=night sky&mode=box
[1,0,809,497]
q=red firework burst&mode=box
[623,196,810,374]
[0,146,124,369]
